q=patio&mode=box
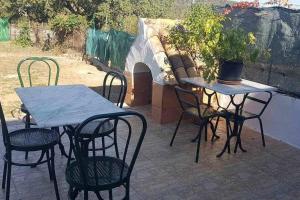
[1,105,300,200]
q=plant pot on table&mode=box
[217,60,243,85]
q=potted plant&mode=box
[216,28,260,84]
[169,4,268,84]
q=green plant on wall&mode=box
[169,4,266,82]
[15,19,33,47]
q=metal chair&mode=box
[226,91,273,149]
[66,71,127,164]
[170,86,220,162]
[101,71,127,108]
[17,57,60,159]
[0,101,60,200]
[65,111,147,200]
[17,57,60,129]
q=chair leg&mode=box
[170,113,184,146]
[95,191,104,200]
[195,123,204,163]
[68,187,79,200]
[125,181,130,200]
[67,134,73,166]
[113,130,120,158]
[46,150,53,181]
[25,152,29,160]
[258,118,266,147]
[204,124,208,142]
[109,190,113,200]
[102,137,106,156]
[50,148,60,200]
[84,190,88,200]
[226,119,231,153]
[2,160,7,189]
[5,157,12,200]
[68,186,74,200]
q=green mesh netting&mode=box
[0,18,9,41]
[108,30,136,70]
[227,7,300,97]
[86,28,110,62]
[86,28,135,71]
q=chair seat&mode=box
[185,105,218,118]
[80,120,114,137]
[227,109,258,119]
[66,156,129,190]
[10,128,59,151]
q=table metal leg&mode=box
[51,127,68,158]
[234,121,247,153]
[217,94,248,157]
[217,118,233,157]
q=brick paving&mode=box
[1,105,300,200]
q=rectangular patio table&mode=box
[16,84,125,156]
[181,77,277,157]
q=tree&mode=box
[0,0,61,22]
[132,0,174,18]
[3,0,239,34]
[0,0,12,18]
[95,0,133,29]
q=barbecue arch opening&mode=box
[128,62,153,106]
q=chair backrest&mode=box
[73,111,147,188]
[0,102,10,147]
[175,86,205,118]
[17,57,60,87]
[102,71,127,108]
[242,91,273,116]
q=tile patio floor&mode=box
[0,105,300,200]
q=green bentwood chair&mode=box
[17,57,60,159]
[66,111,147,200]
[65,71,128,165]
[0,101,60,200]
[17,57,60,128]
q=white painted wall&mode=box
[125,18,177,85]
[219,92,300,148]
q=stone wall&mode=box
[228,7,300,97]
[10,24,85,51]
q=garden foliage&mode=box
[50,14,88,44]
[15,19,33,47]
[169,4,265,82]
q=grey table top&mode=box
[16,85,124,128]
[181,77,277,95]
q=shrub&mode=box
[15,19,33,47]
[50,13,88,44]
